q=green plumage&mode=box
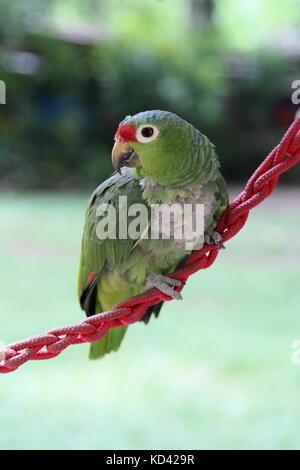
[78,110,229,359]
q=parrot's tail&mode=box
[140,301,164,324]
[89,326,128,359]
[80,273,130,359]
[80,269,169,359]
[89,301,163,358]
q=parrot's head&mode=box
[112,110,218,186]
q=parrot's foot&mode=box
[205,231,225,249]
[143,273,183,300]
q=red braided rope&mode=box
[1,117,300,374]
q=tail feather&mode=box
[80,274,129,359]
[140,301,164,324]
[80,261,186,359]
[89,326,128,359]
[80,275,99,317]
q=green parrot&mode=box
[78,110,228,359]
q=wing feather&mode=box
[77,170,143,306]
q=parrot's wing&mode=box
[78,170,143,310]
[77,170,145,359]
[214,173,229,223]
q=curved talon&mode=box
[204,231,225,249]
[143,273,183,300]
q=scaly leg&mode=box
[204,231,225,249]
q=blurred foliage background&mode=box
[0,0,299,189]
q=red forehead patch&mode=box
[115,124,137,142]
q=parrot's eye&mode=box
[141,127,154,137]
[136,124,159,143]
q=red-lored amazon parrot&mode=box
[78,110,228,359]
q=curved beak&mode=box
[111,139,131,174]
[111,138,141,174]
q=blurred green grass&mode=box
[1,188,300,450]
